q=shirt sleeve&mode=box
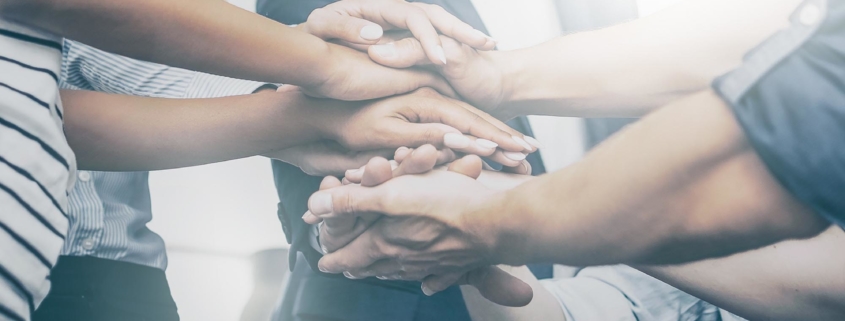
[61,40,270,98]
[540,265,745,321]
[713,0,845,228]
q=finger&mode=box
[303,176,344,224]
[421,273,463,296]
[343,165,366,184]
[304,9,384,44]
[320,212,381,253]
[318,230,384,273]
[448,98,537,153]
[369,37,430,69]
[447,155,483,179]
[411,3,495,50]
[461,266,534,307]
[408,96,526,153]
[444,134,499,157]
[392,144,439,177]
[394,146,412,163]
[501,160,532,175]
[439,99,529,153]
[362,1,446,65]
[487,149,526,168]
[361,157,394,187]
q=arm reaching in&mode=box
[306,90,829,291]
[63,88,531,171]
[364,0,803,118]
[0,0,489,100]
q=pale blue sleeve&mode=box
[541,265,746,321]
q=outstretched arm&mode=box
[0,0,488,100]
[368,0,803,118]
[639,226,845,321]
[63,88,529,171]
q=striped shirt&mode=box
[60,40,268,271]
[0,19,75,321]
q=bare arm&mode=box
[62,89,321,171]
[493,91,829,266]
[63,87,527,172]
[0,0,474,100]
[368,0,802,118]
[639,226,845,321]
[498,0,803,117]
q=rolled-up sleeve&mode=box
[541,265,744,321]
[713,0,845,228]
[61,40,270,98]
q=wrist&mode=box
[468,188,532,266]
[491,49,527,118]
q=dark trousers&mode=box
[275,254,472,321]
[33,256,179,321]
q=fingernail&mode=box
[503,151,526,161]
[475,139,498,150]
[345,168,361,176]
[512,136,533,151]
[421,284,435,296]
[443,133,471,149]
[524,136,545,149]
[376,276,388,280]
[302,212,317,222]
[360,25,383,40]
[434,45,447,64]
[320,244,329,254]
[473,29,489,40]
[371,43,396,58]
[318,265,329,273]
[389,160,399,170]
[344,271,360,279]
[309,192,333,215]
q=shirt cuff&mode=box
[309,222,326,254]
[184,72,276,98]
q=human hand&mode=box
[310,87,536,166]
[364,31,515,119]
[297,0,495,66]
[305,145,533,307]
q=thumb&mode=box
[369,37,430,68]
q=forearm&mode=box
[497,0,801,117]
[62,89,331,171]
[3,0,331,86]
[487,91,827,266]
[639,226,845,321]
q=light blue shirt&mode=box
[59,40,268,270]
[541,265,746,321]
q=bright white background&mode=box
[150,0,682,320]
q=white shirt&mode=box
[0,19,75,321]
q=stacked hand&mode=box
[303,145,534,307]
[295,0,502,103]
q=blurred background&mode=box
[149,0,682,320]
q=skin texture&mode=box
[62,88,530,171]
[305,90,829,295]
[305,145,534,307]
[458,227,845,321]
[362,0,802,118]
[0,0,496,100]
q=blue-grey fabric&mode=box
[542,265,745,321]
[714,0,845,228]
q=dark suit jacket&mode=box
[260,0,545,319]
